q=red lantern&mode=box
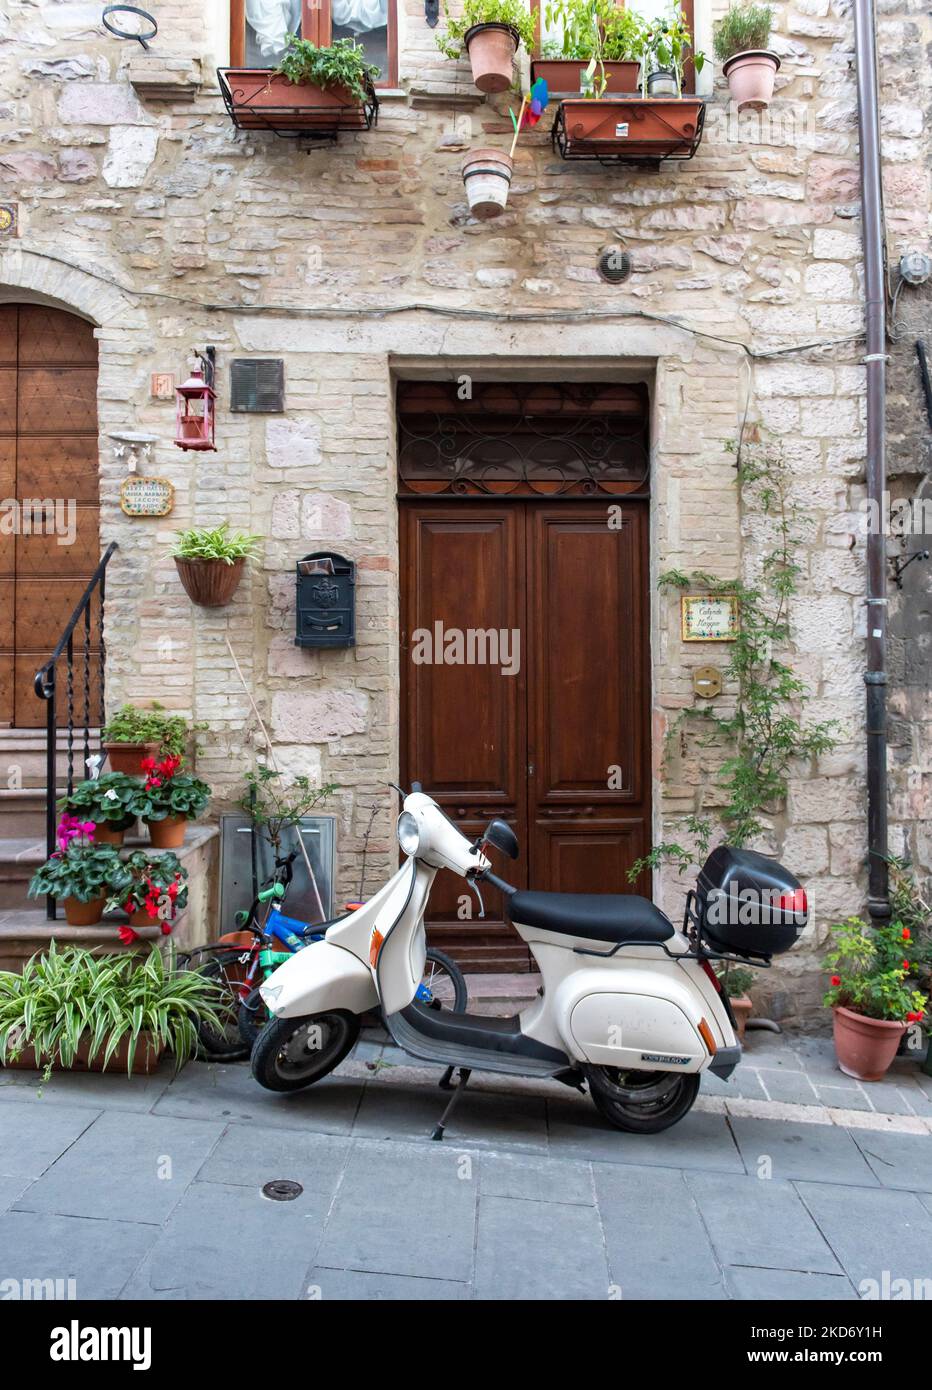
[174,364,216,451]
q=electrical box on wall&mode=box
[295,551,356,649]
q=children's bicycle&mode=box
[189,851,467,1061]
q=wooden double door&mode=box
[400,499,651,970]
[0,304,100,728]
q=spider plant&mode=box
[0,943,227,1078]
[170,524,261,565]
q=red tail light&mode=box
[779,888,808,916]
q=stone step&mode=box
[0,789,49,838]
[0,728,106,789]
[463,971,542,1017]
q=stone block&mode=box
[271,691,368,743]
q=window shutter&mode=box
[230,358,285,413]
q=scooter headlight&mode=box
[397,811,421,857]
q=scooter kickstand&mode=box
[430,1067,471,1141]
[438,1065,456,1091]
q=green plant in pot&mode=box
[113,849,189,936]
[171,523,260,609]
[58,772,140,846]
[28,816,133,927]
[824,916,928,1082]
[0,942,226,1078]
[539,0,645,96]
[713,3,778,113]
[131,756,210,850]
[276,33,382,100]
[641,4,704,97]
[716,964,755,1041]
[102,702,189,775]
[436,0,537,94]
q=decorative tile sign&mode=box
[120,475,175,517]
[0,204,18,238]
[681,594,739,642]
[150,372,175,400]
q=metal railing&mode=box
[34,542,118,920]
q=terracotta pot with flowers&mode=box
[58,772,139,847]
[824,915,928,1082]
[131,756,211,849]
[112,849,189,938]
[28,816,132,926]
[102,702,188,776]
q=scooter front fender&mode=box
[260,940,377,1020]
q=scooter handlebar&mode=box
[478,869,516,896]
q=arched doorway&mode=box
[0,304,100,728]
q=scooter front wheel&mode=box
[251,1012,360,1092]
[585,1066,701,1134]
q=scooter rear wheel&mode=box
[585,1066,700,1134]
[251,1012,360,1092]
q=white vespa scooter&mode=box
[253,785,808,1135]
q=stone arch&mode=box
[0,246,142,330]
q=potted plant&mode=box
[824,916,928,1082]
[58,772,139,846]
[0,943,225,1077]
[114,849,189,935]
[533,0,644,96]
[714,3,779,113]
[27,817,132,926]
[102,702,189,775]
[131,755,210,849]
[171,523,261,609]
[640,5,704,96]
[218,34,381,133]
[436,0,537,94]
[717,964,755,1041]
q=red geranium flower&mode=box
[830,975,841,987]
[902,927,911,941]
[118,925,140,946]
[903,960,910,971]
[140,757,157,773]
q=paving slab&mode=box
[850,1128,932,1192]
[757,1068,821,1107]
[546,1095,745,1172]
[0,1064,174,1112]
[153,1058,364,1135]
[0,1100,99,1179]
[195,1122,349,1192]
[474,1194,609,1300]
[728,1116,879,1186]
[353,1080,549,1151]
[478,1151,594,1206]
[795,1182,932,1290]
[724,1266,856,1300]
[594,1163,725,1300]
[306,1267,469,1300]
[123,1180,324,1300]
[688,1172,842,1275]
[0,1210,157,1299]
[0,1174,30,1213]
[314,1140,477,1282]
[14,1110,223,1225]
[814,1084,874,1111]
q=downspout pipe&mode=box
[853,0,889,918]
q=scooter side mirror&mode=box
[482,819,519,861]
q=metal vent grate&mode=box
[230,358,285,413]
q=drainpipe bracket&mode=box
[864,671,887,684]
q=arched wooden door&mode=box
[0,304,100,728]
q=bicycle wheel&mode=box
[191,949,253,1061]
[238,984,269,1051]
[418,947,468,1012]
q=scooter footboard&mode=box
[554,966,735,1075]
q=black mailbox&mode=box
[295,551,356,649]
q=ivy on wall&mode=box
[630,433,839,880]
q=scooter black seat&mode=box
[507,890,674,945]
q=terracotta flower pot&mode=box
[531,58,640,97]
[93,818,136,847]
[145,814,188,849]
[462,148,514,220]
[5,1032,163,1075]
[730,995,753,1042]
[130,907,163,928]
[464,23,518,94]
[174,556,245,608]
[722,50,780,113]
[218,70,372,132]
[62,896,106,927]
[104,741,160,775]
[558,98,704,159]
[832,1005,906,1082]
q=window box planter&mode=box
[530,58,640,97]
[553,96,705,164]
[3,1033,163,1075]
[217,69,378,140]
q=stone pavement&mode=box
[1,1027,931,1301]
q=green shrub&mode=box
[276,34,381,100]
[713,3,774,63]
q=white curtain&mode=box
[332,0,388,34]
[245,0,301,61]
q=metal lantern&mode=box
[174,355,216,452]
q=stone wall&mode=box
[0,0,930,1019]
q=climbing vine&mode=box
[630,432,838,880]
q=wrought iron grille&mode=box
[397,381,650,496]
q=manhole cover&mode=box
[262,1179,303,1202]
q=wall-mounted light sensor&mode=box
[597,245,632,284]
[899,251,932,286]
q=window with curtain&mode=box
[233,0,397,84]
